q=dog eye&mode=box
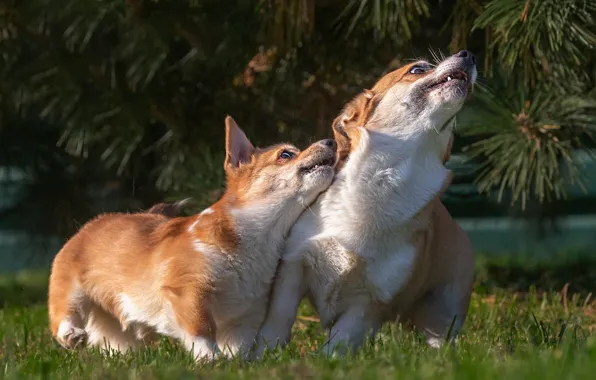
[409,66,428,74]
[279,150,294,159]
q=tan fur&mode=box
[48,116,337,360]
[337,66,474,340]
[254,52,477,357]
[48,213,214,346]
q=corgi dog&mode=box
[48,116,337,361]
[254,50,477,356]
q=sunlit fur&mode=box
[254,51,477,357]
[48,117,337,362]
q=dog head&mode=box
[333,50,477,164]
[223,116,337,210]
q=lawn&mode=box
[1,255,596,379]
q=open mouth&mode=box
[428,71,468,90]
[299,157,336,174]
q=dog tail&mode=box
[146,198,192,218]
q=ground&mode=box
[1,254,596,379]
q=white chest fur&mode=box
[283,126,450,323]
[212,203,301,322]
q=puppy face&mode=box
[224,117,337,208]
[333,51,477,161]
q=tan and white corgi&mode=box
[48,116,337,361]
[254,51,477,356]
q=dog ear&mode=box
[224,116,255,169]
[332,114,352,163]
[332,90,375,164]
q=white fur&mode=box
[118,293,141,331]
[54,283,89,349]
[116,293,175,337]
[254,56,476,357]
[193,240,225,263]
[49,130,337,363]
[209,200,316,358]
[85,305,140,352]
[194,160,334,359]
[200,207,215,215]
[56,319,86,347]
[188,217,200,232]
[427,337,443,349]
[79,291,184,353]
[255,129,449,356]
[184,336,221,361]
[57,319,76,338]
[187,208,215,232]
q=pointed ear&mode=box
[332,91,374,164]
[224,116,255,169]
[332,115,352,163]
[335,90,374,130]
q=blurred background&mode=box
[1,0,596,277]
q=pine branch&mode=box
[473,0,596,88]
[444,0,483,53]
[260,0,316,48]
[334,0,430,42]
[460,78,596,209]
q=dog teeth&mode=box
[447,76,452,81]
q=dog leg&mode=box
[84,304,142,353]
[166,290,220,362]
[54,313,88,350]
[323,304,381,356]
[403,280,472,348]
[48,262,90,350]
[252,259,305,359]
[183,334,220,363]
[217,308,264,360]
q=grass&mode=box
[2,255,596,379]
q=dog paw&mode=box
[195,349,222,364]
[426,336,444,348]
[58,327,88,349]
[189,338,221,363]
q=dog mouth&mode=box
[427,70,468,91]
[299,156,336,174]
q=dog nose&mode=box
[454,50,476,65]
[319,139,337,150]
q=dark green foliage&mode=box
[1,0,595,244]
[474,0,596,89]
[335,0,430,41]
[465,0,596,207]
[461,77,596,207]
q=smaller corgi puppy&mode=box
[48,117,337,362]
[254,51,476,357]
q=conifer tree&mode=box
[1,0,595,244]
